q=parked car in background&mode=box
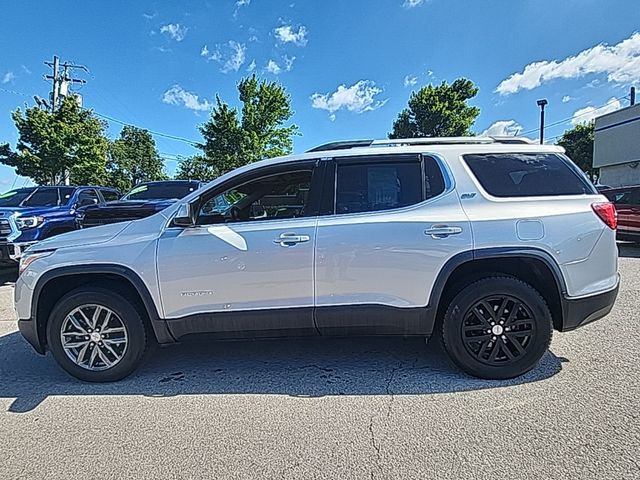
[78,180,203,228]
[0,185,120,261]
[602,185,640,243]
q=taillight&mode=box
[592,202,617,230]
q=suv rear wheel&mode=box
[46,287,148,382]
[442,276,552,379]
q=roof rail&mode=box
[306,136,534,153]
[306,140,374,152]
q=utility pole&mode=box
[43,55,89,184]
[537,99,548,145]
[44,55,88,112]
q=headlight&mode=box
[19,251,54,275]
[16,216,44,230]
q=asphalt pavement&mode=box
[0,247,639,479]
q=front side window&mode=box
[335,162,422,214]
[76,189,99,207]
[463,153,596,198]
[198,170,312,224]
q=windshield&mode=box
[20,187,75,207]
[0,188,36,207]
[123,183,198,201]
[0,187,75,207]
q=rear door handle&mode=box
[425,225,463,239]
[274,232,311,247]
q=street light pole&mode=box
[537,99,548,145]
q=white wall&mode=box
[594,104,640,169]
[598,163,640,188]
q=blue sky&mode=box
[1,0,639,189]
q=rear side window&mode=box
[463,153,596,197]
[336,162,422,214]
[100,189,120,202]
[424,155,446,199]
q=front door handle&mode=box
[425,225,463,239]
[274,232,311,247]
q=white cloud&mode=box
[234,0,251,17]
[562,95,573,103]
[497,32,640,95]
[274,24,308,46]
[160,23,187,41]
[284,55,295,71]
[311,80,386,115]
[247,60,256,72]
[404,75,418,87]
[403,0,425,8]
[571,97,621,125]
[203,41,246,73]
[2,71,15,84]
[162,85,212,112]
[265,56,295,74]
[143,12,157,20]
[481,120,523,137]
[266,60,281,75]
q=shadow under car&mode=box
[0,332,565,413]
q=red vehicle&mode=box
[603,186,640,243]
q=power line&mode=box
[0,87,29,98]
[93,112,200,146]
[0,85,200,147]
[521,95,628,136]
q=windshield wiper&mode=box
[18,187,39,207]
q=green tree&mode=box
[199,74,298,175]
[557,122,595,176]
[107,126,167,191]
[390,78,481,138]
[0,97,109,185]
[175,155,218,181]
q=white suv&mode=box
[14,137,620,382]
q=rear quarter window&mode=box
[463,153,596,198]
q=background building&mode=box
[594,103,640,187]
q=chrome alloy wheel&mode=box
[60,304,128,371]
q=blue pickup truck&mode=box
[0,185,120,262]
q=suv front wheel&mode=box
[442,276,553,379]
[46,287,148,382]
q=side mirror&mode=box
[172,201,197,227]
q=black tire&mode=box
[46,286,148,382]
[442,276,552,379]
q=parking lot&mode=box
[0,247,638,480]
